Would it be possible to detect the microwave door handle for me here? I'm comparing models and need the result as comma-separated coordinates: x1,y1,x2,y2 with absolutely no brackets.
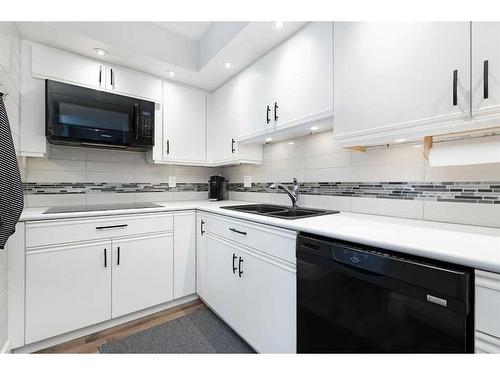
134,103,140,139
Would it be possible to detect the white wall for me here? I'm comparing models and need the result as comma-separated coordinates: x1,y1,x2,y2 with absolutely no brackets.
223,131,500,228
0,21,23,352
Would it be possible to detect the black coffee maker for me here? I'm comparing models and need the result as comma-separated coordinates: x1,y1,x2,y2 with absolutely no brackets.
209,176,228,201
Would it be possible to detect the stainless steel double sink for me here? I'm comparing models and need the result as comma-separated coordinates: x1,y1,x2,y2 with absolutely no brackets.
221,204,339,220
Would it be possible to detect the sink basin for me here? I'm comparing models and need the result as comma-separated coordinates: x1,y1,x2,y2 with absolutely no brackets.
221,204,339,220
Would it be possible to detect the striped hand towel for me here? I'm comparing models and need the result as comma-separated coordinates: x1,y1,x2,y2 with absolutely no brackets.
0,93,23,249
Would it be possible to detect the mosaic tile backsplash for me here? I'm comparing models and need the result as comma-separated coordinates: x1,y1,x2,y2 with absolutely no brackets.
230,181,500,204
24,181,500,204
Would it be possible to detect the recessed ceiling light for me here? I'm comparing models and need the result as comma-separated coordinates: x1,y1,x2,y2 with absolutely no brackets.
265,137,273,143
224,62,232,69
310,126,320,131
394,138,407,143
166,71,175,77
94,48,108,56
288,141,295,145
272,21,285,30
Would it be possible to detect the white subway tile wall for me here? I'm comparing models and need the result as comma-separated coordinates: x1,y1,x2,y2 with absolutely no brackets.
0,21,22,352
24,144,221,207
223,131,500,228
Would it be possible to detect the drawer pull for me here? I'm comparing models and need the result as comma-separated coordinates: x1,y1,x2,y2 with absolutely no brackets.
96,224,128,230
232,253,237,274
229,227,247,235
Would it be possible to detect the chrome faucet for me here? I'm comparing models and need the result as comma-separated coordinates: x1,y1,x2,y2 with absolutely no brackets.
269,178,300,208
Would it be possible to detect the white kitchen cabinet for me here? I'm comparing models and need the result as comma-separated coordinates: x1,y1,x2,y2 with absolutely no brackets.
31,43,104,90
207,78,262,165
237,52,275,139
333,22,471,147
105,65,162,103
472,22,500,123
475,269,500,353
196,213,208,299
25,240,112,344
173,211,196,299
111,233,174,318
205,234,241,330
235,245,296,353
201,213,297,353
163,82,207,163
274,22,333,130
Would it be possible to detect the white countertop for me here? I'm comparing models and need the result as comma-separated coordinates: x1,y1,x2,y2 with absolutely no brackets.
20,200,500,273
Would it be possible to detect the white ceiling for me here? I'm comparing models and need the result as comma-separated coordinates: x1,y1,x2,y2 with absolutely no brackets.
154,22,213,41
16,21,307,91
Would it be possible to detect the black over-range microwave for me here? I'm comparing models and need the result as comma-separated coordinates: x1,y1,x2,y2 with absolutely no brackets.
45,80,154,151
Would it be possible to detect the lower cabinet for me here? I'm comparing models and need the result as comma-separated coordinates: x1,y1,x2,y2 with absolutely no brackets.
112,233,174,318
200,213,297,353
196,213,208,300
25,240,113,344
475,269,500,353
173,211,196,299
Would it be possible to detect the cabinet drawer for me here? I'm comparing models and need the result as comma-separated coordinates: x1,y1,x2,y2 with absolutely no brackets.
476,331,500,353
476,270,500,339
204,213,296,263
26,213,173,248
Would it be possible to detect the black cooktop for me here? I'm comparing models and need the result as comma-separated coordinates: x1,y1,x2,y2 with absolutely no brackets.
43,202,163,214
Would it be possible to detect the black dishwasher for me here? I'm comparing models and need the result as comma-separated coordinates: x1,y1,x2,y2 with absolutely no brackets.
297,233,474,353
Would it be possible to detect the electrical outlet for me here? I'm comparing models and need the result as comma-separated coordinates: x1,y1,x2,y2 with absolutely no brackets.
244,175,252,188
168,176,176,188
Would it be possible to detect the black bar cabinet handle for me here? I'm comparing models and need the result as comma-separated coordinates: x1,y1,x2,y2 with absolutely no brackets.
266,105,271,124
200,220,205,235
453,69,458,106
231,138,236,153
274,101,278,121
232,253,237,274
99,66,102,85
110,68,114,87
484,60,489,99
96,224,128,230
134,103,140,139
229,227,247,235
104,248,107,268
238,257,244,277
166,139,170,155
117,246,121,266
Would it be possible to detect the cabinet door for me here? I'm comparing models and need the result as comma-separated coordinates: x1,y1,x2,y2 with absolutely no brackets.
112,233,174,318
237,52,275,139
105,65,162,103
173,211,196,299
25,240,112,344
274,22,333,128
31,44,104,90
472,22,500,116
196,214,208,299
334,22,470,145
207,79,239,164
204,234,240,329
236,249,296,353
163,82,207,162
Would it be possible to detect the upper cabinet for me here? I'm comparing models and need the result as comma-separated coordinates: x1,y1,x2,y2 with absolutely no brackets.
472,22,500,118
237,22,334,143
31,44,104,90
334,22,500,147
31,44,162,103
104,65,162,103
208,79,262,165
273,22,333,129
162,81,207,164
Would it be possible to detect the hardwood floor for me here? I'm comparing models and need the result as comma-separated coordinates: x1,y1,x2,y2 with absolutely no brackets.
37,299,205,354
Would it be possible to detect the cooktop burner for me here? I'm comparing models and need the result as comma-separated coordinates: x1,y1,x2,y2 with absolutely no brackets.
43,202,163,214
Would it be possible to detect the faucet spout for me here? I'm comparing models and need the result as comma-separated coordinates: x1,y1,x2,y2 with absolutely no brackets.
269,178,300,207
